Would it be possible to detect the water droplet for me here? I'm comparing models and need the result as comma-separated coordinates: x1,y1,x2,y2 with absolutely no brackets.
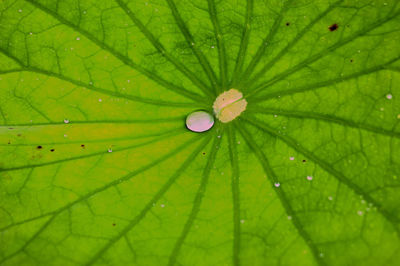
289,157,295,161
274,182,280,187
18,9,22,13
64,119,70,124
186,111,214,133
386,94,393,99
307,176,313,181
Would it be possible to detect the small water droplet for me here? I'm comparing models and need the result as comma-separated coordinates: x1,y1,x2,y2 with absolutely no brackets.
18,9,22,13
64,119,69,124
289,157,295,161
274,182,280,187
386,94,393,99
307,176,313,181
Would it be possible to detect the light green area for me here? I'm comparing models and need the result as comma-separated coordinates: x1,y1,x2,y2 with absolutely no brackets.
0,0,400,265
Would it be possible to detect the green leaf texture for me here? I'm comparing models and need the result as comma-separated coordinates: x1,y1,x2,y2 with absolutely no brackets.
1,0,400,265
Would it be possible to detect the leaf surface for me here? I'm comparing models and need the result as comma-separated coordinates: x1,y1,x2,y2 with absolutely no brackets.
1,0,400,265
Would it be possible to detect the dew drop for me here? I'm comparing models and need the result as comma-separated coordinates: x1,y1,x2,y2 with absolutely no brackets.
386,93,393,99
274,182,280,187
186,111,214,132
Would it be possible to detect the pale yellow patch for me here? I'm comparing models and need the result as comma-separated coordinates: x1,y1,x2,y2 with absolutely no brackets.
213,89,247,123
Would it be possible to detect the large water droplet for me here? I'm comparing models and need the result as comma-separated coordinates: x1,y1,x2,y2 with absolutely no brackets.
186,111,214,132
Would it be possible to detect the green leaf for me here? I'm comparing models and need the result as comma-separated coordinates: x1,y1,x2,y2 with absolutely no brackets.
1,0,400,265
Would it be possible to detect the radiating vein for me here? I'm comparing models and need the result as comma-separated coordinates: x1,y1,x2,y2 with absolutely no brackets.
248,55,400,101
242,116,400,238
230,0,253,87
114,0,213,98
207,0,228,91
227,124,241,266
0,129,182,173
239,0,294,82
246,8,400,97
0,134,203,264
166,0,219,94
84,134,213,266
168,134,222,266
249,106,400,139
245,0,343,89
235,122,325,266
0,128,181,147
6,68,203,107
23,0,205,102
0,116,182,127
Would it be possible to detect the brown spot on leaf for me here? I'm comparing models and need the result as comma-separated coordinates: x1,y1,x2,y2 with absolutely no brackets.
37,145,43,149
50,149,55,152
329,23,338,31
302,159,307,163
286,22,290,26
81,144,85,148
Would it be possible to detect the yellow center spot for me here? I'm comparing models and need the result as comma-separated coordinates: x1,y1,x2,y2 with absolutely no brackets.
213,89,247,123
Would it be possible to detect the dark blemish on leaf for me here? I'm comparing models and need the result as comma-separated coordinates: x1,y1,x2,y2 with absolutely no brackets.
112,223,116,226
8,141,11,144
202,152,206,155
50,149,55,152
8,128,13,130
329,23,338,31
286,22,290,26
37,145,43,149
81,144,85,148
350,59,354,63
17,134,22,137
302,159,307,163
